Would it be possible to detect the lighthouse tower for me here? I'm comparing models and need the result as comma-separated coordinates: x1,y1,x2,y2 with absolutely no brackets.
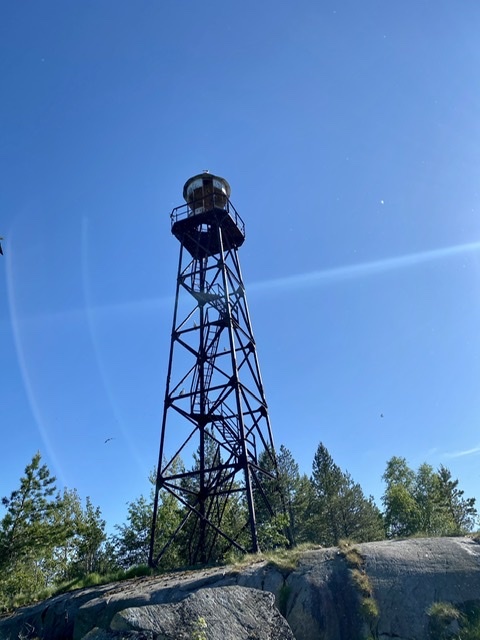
149,173,279,567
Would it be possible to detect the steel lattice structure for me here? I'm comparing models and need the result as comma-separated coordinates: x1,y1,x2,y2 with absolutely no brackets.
149,173,279,567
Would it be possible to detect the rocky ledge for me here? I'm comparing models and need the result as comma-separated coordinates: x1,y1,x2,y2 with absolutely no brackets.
1,536,479,640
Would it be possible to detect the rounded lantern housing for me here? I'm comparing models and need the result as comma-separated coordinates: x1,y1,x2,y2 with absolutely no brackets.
183,172,231,216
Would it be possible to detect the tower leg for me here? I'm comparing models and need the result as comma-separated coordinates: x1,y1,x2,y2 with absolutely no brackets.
150,193,280,568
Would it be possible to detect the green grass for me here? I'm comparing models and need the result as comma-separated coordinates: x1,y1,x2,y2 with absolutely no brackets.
191,615,208,640
223,544,320,617
0,565,157,613
427,601,462,639
225,543,320,574
338,540,380,633
350,568,372,597
359,596,379,623
263,543,320,573
338,539,365,568
1,547,313,614
278,584,292,617
427,601,480,640
59,565,155,591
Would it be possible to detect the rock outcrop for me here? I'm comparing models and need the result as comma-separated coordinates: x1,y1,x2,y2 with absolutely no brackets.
359,537,480,639
1,536,479,640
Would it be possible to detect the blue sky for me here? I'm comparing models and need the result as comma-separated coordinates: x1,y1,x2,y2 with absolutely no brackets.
1,1,479,532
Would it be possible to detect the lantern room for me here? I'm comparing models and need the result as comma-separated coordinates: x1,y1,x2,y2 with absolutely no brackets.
183,172,231,216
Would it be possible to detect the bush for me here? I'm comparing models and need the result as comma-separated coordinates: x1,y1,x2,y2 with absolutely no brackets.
427,601,480,640
427,601,463,639
191,615,207,640
338,541,380,634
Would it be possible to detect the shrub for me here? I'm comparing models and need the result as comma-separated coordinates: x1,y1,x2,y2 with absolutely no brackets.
338,541,380,635
427,601,462,639
191,615,207,640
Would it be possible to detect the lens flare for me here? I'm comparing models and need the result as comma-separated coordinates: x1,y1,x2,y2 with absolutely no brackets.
5,227,66,484
250,240,480,294
80,216,150,475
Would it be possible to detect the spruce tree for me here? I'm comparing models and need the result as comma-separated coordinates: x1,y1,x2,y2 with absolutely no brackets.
437,465,477,533
0,453,67,605
310,443,384,546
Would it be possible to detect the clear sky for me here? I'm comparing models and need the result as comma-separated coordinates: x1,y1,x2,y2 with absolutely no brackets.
1,1,479,532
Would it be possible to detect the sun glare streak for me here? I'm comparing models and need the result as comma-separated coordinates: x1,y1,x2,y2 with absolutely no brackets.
249,240,480,295
80,217,150,475
10,239,480,329
5,228,66,484
444,445,480,459
16,293,174,328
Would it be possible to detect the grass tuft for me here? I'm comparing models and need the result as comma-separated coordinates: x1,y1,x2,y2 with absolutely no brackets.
350,568,372,597
338,541,380,631
226,543,320,574
360,596,379,622
338,540,364,569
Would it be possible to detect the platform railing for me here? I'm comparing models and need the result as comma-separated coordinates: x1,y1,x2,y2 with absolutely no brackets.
170,195,245,237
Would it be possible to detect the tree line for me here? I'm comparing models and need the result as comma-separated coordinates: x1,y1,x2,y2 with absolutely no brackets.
0,444,477,611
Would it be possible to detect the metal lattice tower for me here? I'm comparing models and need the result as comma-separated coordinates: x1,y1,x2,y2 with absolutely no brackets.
149,172,279,567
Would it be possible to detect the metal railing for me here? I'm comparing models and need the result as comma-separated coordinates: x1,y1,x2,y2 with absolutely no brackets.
170,195,245,237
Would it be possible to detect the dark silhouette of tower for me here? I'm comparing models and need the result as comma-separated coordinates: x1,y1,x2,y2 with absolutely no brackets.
149,172,279,567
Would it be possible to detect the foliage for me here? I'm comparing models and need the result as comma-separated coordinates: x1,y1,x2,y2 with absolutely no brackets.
0,454,108,611
256,513,289,550
338,539,364,568
437,465,478,534
191,615,207,640
460,602,480,640
278,583,292,617
1,453,58,565
44,488,83,582
338,540,379,635
111,458,186,572
70,497,107,577
427,601,463,639
359,596,379,625
112,488,184,572
382,457,478,538
26,564,154,607
112,494,153,569
223,542,319,578
263,542,317,573
175,434,249,565
256,445,314,549
254,447,286,548
308,443,385,547
1,442,478,613
152,487,186,569
0,453,67,608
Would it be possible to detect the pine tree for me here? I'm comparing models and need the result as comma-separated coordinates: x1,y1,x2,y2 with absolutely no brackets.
0,453,68,606
276,445,314,547
309,443,384,546
256,445,312,548
437,465,477,534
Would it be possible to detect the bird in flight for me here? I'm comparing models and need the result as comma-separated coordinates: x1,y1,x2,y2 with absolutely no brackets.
0,237,3,255
104,437,115,444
